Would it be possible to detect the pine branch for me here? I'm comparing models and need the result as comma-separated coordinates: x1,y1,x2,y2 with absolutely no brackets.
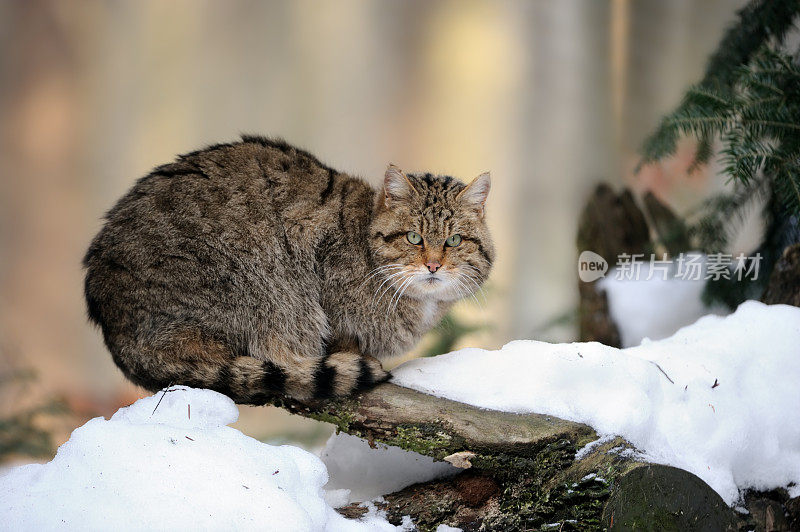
636,0,800,308
696,0,798,89
639,0,800,164
688,182,766,253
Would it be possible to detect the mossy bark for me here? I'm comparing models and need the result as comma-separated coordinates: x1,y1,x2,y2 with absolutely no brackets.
602,464,738,531
271,384,745,531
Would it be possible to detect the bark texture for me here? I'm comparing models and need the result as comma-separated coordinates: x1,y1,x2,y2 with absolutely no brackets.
272,384,745,531
761,243,800,307
576,184,651,346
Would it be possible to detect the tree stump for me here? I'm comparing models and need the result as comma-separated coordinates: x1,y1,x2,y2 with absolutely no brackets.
576,184,652,347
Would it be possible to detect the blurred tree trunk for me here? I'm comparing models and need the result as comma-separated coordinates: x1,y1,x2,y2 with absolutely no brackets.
575,184,651,346
761,244,800,307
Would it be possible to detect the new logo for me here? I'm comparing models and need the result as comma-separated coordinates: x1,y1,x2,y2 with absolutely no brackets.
578,250,608,282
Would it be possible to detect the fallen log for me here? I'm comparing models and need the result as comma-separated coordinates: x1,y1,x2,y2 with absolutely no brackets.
271,383,742,531
267,188,800,530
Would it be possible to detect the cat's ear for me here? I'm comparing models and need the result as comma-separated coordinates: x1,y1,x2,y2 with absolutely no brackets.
383,164,417,207
457,172,491,217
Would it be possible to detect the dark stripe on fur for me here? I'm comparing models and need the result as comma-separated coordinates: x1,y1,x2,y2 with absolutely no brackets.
338,183,350,232
356,357,373,391
248,361,287,405
376,231,407,244
153,162,205,179
84,281,103,326
281,226,293,257
233,340,251,359
314,235,336,272
319,168,336,204
465,258,482,272
313,356,337,399
462,236,493,265
240,134,335,172
263,361,287,395
213,366,233,394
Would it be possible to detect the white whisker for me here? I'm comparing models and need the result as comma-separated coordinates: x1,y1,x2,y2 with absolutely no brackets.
387,276,415,316
374,271,409,307
459,267,488,303
372,269,406,298
452,275,481,307
459,271,484,298
359,264,404,289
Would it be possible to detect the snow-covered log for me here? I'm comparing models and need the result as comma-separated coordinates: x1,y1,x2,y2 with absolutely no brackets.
269,300,800,531
271,384,738,530
5,301,799,530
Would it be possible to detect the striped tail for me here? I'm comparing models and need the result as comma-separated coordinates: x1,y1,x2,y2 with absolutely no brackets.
208,351,389,405
105,332,389,405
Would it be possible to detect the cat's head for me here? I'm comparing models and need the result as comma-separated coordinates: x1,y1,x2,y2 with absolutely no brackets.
369,165,494,302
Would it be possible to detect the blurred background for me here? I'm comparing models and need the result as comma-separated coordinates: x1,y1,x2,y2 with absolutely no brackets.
0,0,745,458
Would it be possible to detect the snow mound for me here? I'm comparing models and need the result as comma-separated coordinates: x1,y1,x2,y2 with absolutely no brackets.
321,432,458,504
0,387,398,531
599,258,728,347
392,301,800,505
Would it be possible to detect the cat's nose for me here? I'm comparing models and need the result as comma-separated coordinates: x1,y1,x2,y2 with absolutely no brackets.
426,261,441,273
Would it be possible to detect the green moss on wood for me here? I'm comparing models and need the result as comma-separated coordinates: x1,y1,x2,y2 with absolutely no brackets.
381,424,461,459
307,408,356,433
480,438,614,531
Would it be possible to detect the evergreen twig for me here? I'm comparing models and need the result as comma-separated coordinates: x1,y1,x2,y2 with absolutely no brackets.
636,0,800,307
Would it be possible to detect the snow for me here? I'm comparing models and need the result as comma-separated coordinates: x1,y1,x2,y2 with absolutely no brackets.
574,434,615,460
321,432,458,504
392,301,800,505
0,388,401,531
347,498,414,531
599,258,728,347
3,301,796,525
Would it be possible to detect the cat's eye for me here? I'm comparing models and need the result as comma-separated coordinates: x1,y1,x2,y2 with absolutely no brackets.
445,234,462,247
406,231,423,245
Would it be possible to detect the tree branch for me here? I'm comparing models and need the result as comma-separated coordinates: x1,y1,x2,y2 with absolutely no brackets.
273,382,596,463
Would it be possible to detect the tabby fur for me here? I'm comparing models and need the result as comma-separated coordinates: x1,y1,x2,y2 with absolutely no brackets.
83,136,493,404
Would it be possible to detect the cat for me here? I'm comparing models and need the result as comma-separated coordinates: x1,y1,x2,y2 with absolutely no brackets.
83,135,494,404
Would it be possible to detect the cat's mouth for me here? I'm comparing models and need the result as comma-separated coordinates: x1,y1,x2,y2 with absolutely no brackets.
412,269,453,298
392,266,462,301
408,267,480,302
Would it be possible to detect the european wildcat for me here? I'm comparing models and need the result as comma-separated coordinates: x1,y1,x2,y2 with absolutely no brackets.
83,135,493,404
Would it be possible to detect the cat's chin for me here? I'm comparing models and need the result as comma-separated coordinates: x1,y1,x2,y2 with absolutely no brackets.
404,275,468,303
